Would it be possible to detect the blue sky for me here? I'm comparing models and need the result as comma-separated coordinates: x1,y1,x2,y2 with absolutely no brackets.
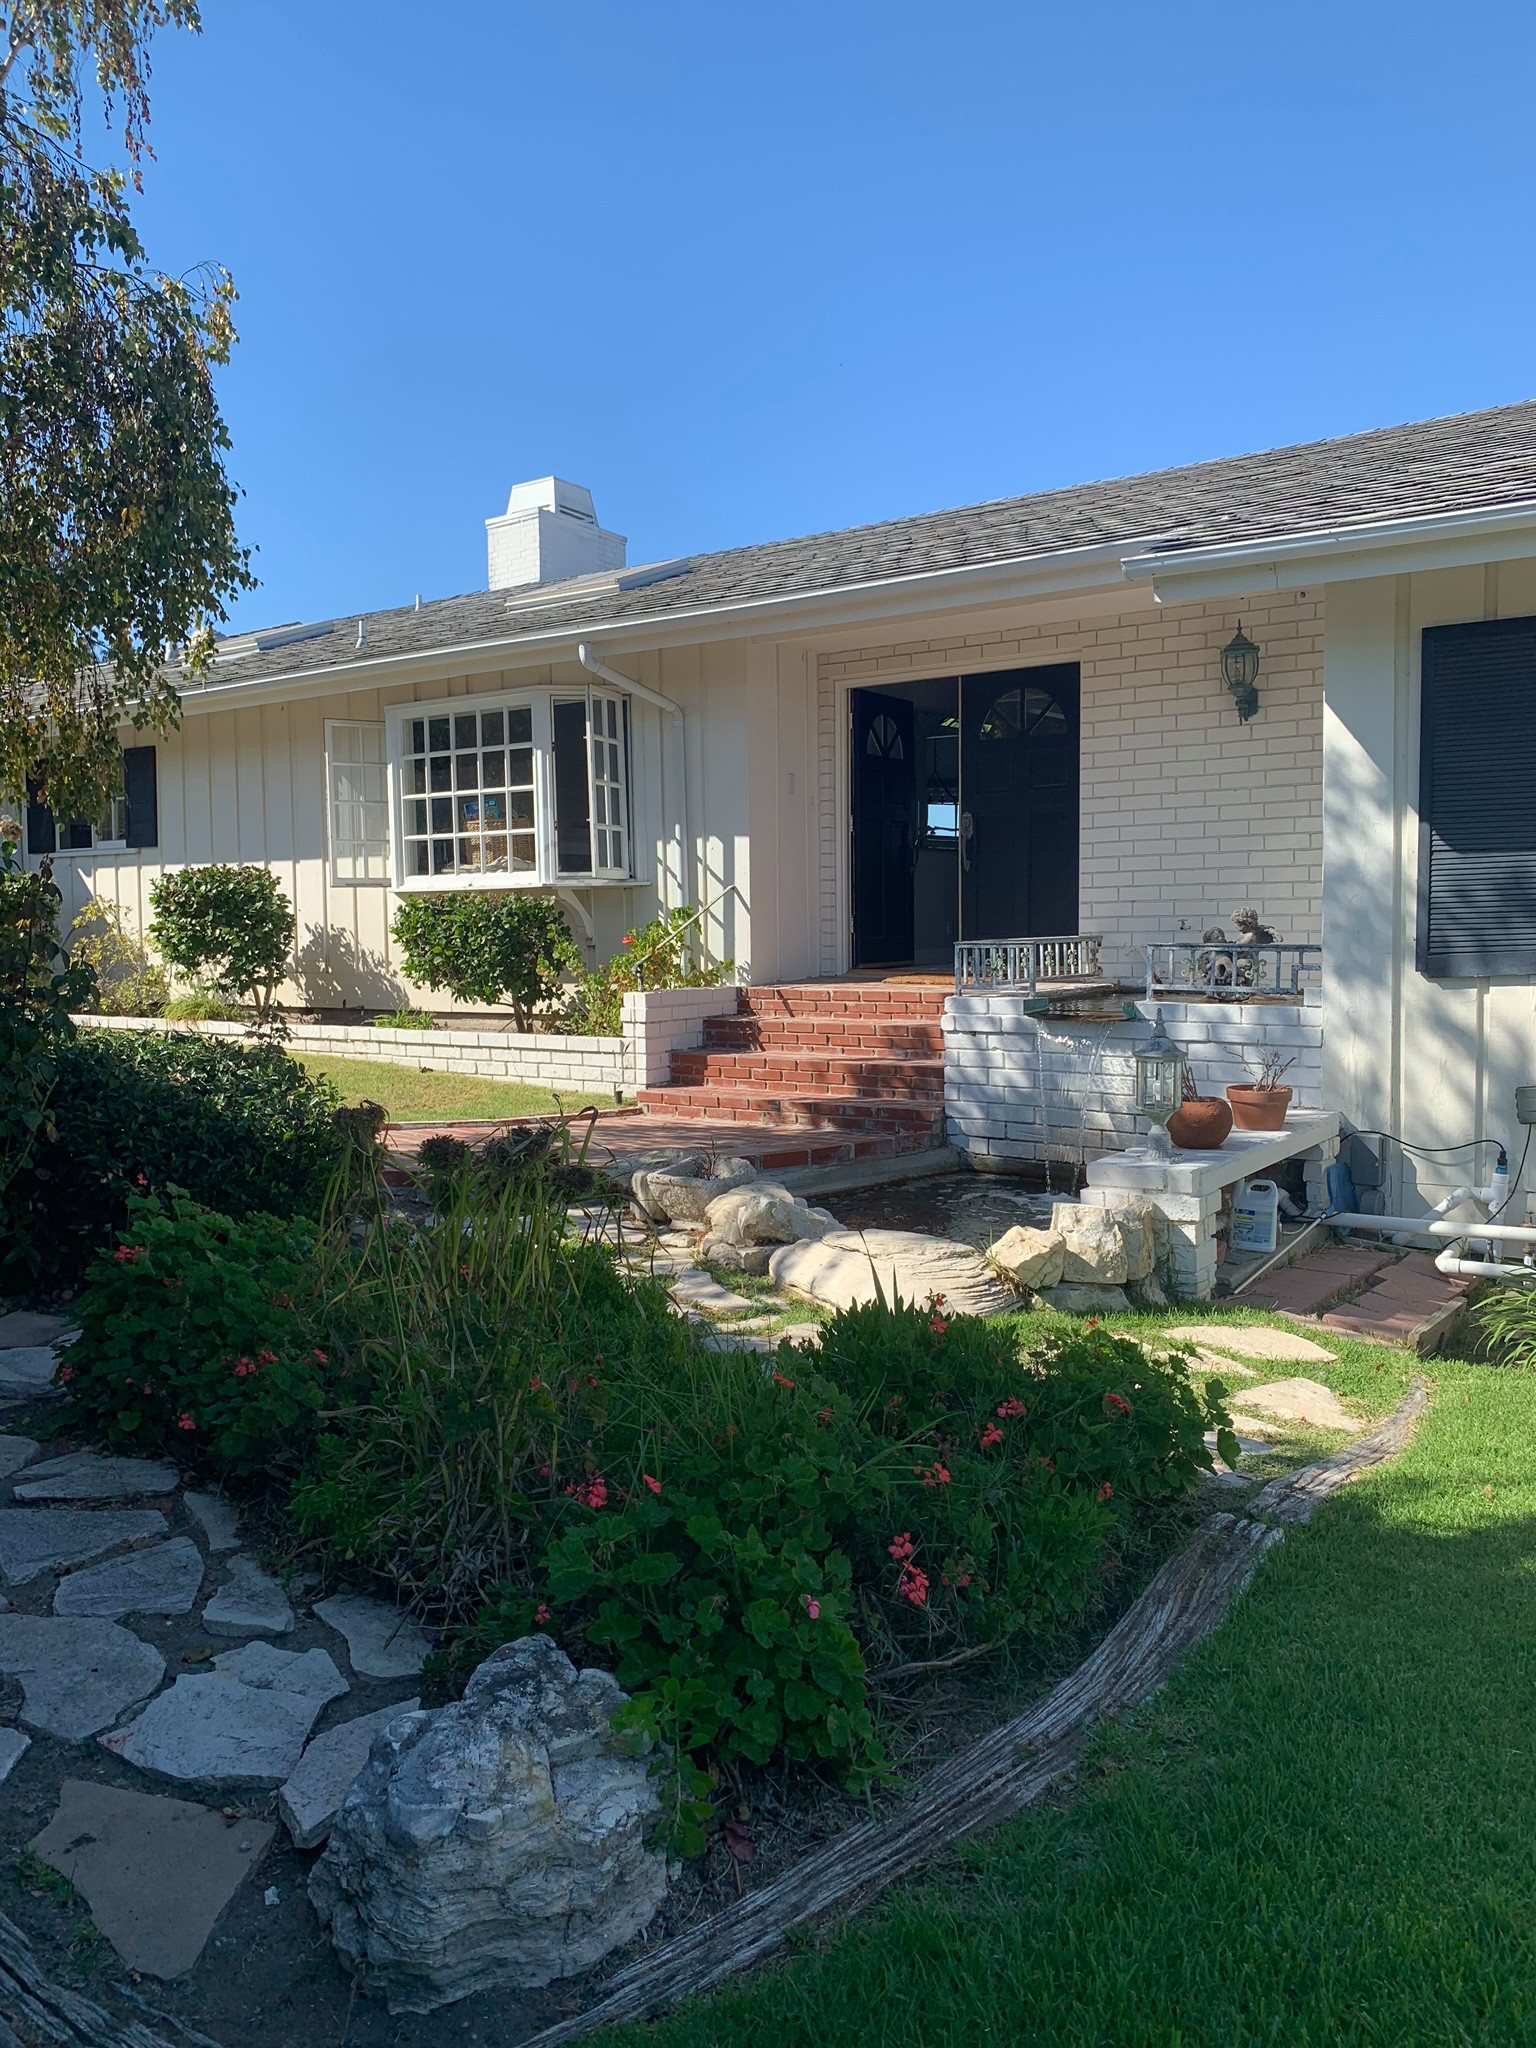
122,0,1536,632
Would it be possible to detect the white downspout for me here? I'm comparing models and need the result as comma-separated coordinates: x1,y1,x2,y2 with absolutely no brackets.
577,643,690,914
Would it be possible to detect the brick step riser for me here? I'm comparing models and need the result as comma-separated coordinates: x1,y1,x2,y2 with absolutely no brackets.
670,1055,945,1096
637,1087,945,1135
736,988,951,1023
635,1098,942,1149
704,1023,945,1054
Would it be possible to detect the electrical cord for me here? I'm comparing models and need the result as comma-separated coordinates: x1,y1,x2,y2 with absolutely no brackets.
1489,1124,1535,1221
1348,1130,1507,1162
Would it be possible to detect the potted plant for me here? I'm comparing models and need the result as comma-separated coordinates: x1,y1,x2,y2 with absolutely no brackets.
1226,1049,1295,1131
1167,1063,1234,1150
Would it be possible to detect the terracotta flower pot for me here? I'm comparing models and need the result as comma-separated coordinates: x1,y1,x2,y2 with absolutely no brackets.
1167,1096,1234,1150
1225,1083,1292,1132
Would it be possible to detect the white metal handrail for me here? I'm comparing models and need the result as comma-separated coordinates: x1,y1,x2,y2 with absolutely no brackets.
1146,940,1320,1002
954,935,1103,996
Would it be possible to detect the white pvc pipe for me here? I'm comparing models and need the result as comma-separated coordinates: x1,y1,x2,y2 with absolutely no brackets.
1325,1212,1536,1244
1435,1251,1536,1281
578,642,691,915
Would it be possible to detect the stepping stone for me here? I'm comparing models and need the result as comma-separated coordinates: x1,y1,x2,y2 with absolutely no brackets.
1165,1325,1338,1365
0,1726,29,1781
781,1323,823,1347
184,1490,241,1552
53,1538,205,1618
0,1435,39,1481
15,1452,180,1501
313,1593,429,1678
277,1698,420,1847
770,1229,1015,1318
1229,1377,1355,1432
203,1555,294,1636
30,1779,275,1980
701,1331,778,1353
0,1311,69,1348
0,1614,165,1738
0,1508,168,1585
101,1642,348,1785
0,1347,61,1398
668,1269,755,1313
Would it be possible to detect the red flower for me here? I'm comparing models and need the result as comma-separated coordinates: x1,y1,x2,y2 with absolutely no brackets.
817,1406,833,1423
621,935,633,947
256,1349,277,1365
113,1244,147,1265
996,1397,1027,1419
565,1475,608,1510
311,1350,328,1365
773,1371,796,1390
916,1461,951,1488
898,1564,929,1606
887,1531,915,1561
1104,1390,1132,1416
978,1422,1003,1448
1085,1316,1101,1328
643,1473,662,1495
529,1375,541,1392
804,1597,821,1620
538,1460,552,1478
1096,1481,1114,1501
1038,1455,1056,1474
534,1603,552,1625
928,1315,948,1338
57,1363,73,1384
175,1412,196,1431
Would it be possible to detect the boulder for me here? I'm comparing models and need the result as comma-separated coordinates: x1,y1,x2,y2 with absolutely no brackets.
310,1635,667,2013
769,1229,1015,1318
1106,1197,1166,1283
703,1183,838,1249
989,1226,1065,1293
1050,1200,1166,1286
632,1163,755,1227
1036,1282,1132,1316
697,1237,774,1276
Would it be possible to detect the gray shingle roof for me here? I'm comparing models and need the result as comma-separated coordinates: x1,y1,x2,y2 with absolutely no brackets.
203,399,1536,692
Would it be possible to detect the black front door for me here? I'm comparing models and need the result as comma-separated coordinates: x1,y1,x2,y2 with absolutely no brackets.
851,691,916,965
959,664,1080,939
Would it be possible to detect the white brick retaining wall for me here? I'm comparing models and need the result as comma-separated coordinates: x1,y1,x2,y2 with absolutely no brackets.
944,993,1325,1173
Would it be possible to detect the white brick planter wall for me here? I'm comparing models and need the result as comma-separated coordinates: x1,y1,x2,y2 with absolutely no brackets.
944,992,1325,1173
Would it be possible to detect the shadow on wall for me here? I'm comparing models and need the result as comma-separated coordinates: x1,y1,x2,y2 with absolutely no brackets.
294,924,408,1012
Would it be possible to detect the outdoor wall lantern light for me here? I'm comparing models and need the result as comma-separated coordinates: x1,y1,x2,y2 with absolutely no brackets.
1133,1007,1185,1157
1220,623,1261,722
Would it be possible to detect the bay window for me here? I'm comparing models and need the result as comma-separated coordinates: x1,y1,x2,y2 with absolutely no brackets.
391,687,633,888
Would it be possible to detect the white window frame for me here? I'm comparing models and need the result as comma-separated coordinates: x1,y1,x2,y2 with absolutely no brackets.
386,686,636,892
49,778,126,858
325,719,391,885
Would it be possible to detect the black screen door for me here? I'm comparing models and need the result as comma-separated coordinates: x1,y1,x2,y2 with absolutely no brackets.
959,664,1079,939
851,692,917,965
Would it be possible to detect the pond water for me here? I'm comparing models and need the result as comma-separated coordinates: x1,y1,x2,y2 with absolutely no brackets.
829,1170,1059,1249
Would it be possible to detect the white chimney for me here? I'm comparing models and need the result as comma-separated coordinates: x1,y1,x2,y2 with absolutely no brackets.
486,478,627,591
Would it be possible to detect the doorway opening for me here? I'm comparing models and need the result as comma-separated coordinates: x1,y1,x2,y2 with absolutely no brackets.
850,665,1080,969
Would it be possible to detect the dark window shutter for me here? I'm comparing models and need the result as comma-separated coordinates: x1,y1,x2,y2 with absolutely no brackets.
1419,616,1536,977
123,745,158,848
24,779,55,857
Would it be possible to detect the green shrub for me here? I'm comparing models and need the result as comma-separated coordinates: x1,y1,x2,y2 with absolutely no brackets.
149,864,294,1024
373,1005,435,1029
64,1194,326,1473
1,1029,342,1289
1474,1282,1536,1369
69,903,170,1017
390,892,580,1029
162,987,245,1022
562,907,733,1037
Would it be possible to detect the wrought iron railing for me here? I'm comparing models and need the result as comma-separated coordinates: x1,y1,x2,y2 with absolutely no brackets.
954,936,1104,996
1145,940,1320,1002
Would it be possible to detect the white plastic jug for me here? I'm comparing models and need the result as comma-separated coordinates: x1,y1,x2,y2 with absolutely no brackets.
1230,1178,1280,1255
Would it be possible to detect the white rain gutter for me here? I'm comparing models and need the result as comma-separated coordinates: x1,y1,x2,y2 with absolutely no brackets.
1121,500,1536,603
577,643,690,914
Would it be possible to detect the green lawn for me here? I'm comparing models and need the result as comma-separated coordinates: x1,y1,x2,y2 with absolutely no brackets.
610,1324,1536,2048
295,1053,619,1124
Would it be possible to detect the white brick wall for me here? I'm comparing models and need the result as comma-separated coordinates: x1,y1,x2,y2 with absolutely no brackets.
943,994,1324,1171
818,590,1323,981
620,985,740,1087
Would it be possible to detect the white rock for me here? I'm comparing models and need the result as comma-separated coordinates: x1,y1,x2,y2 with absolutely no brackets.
667,1269,754,1314
1164,1325,1338,1365
768,1229,1015,1318
633,1164,755,1227
183,1492,242,1552
0,1614,165,1738
1050,1203,1132,1286
1229,1377,1355,1432
1037,1282,1132,1315
989,1225,1066,1292
278,1699,421,1847
0,1726,29,1781
310,1636,667,2012
0,1508,168,1585
703,1183,837,1249
696,1236,773,1276
203,1554,295,1636
0,1347,61,1398
314,1594,429,1679
53,1537,205,1618
0,1436,39,1481
101,1641,348,1784
15,1452,180,1501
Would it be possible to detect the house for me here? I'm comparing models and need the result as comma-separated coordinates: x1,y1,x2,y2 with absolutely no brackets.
33,407,1536,1234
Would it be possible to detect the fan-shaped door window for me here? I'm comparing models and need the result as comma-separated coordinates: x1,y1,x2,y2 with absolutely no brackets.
978,686,1068,743
865,713,906,759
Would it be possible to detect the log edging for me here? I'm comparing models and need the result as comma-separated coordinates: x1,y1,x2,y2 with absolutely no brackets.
522,1375,1430,2046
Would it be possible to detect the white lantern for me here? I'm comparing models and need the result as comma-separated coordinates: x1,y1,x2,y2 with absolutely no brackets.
1133,1008,1184,1157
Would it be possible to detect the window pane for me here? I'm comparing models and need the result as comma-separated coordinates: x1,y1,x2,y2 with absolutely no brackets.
428,716,450,752
409,841,428,875
432,839,453,872
409,718,425,752
429,755,451,792
511,833,535,871
407,758,426,795
482,750,504,788
509,707,532,744
409,799,427,835
454,713,477,748
508,790,534,830
508,747,533,787
458,795,480,830
431,797,452,832
552,698,592,873
481,709,504,745
455,753,479,789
